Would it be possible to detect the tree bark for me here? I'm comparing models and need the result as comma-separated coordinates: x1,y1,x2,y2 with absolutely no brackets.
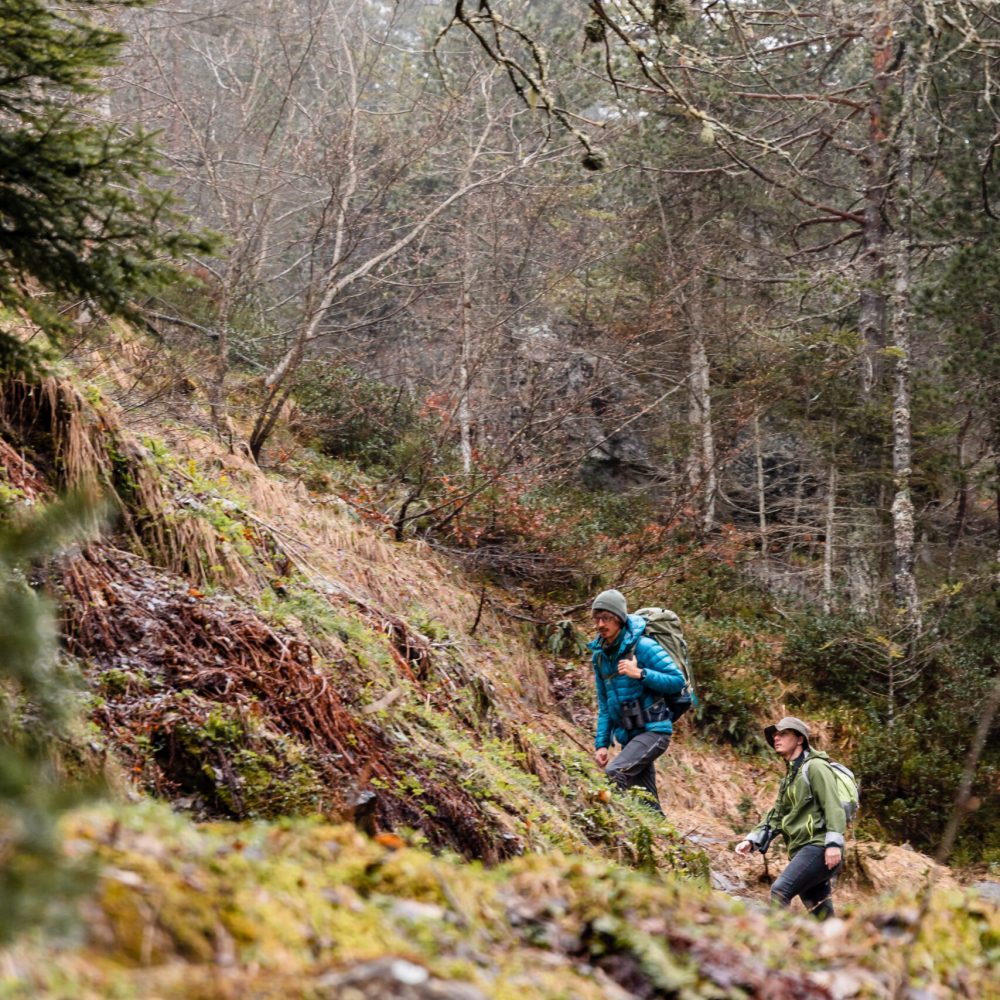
888,28,921,635
687,285,716,534
458,144,476,475
823,462,838,615
844,4,896,614
754,413,768,574
947,413,973,581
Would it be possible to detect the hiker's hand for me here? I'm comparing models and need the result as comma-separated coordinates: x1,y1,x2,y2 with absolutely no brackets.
825,846,842,869
618,654,641,679
594,747,609,767
734,840,753,857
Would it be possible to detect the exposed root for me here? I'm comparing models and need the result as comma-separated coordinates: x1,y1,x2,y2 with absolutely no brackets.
0,437,50,502
0,375,111,498
57,544,518,861
60,544,386,802
0,372,539,862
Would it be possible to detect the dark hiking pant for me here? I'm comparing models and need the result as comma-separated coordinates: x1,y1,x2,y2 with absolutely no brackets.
605,731,671,816
770,844,843,920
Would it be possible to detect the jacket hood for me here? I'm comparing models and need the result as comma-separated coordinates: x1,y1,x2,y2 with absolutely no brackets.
588,613,647,651
786,748,831,769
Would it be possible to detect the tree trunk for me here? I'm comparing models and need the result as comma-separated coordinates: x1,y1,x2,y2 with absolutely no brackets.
823,462,838,615
947,413,973,581
754,413,768,574
458,322,473,474
844,5,896,614
995,442,1000,584
687,287,716,534
888,33,921,635
458,163,475,474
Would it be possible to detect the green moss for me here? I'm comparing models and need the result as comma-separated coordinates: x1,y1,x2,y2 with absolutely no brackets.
258,582,392,673
407,606,450,642
161,709,326,819
97,669,131,697
11,803,1000,998
0,482,26,510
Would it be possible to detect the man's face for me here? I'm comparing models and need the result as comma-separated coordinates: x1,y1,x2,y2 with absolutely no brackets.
773,729,804,758
593,611,623,644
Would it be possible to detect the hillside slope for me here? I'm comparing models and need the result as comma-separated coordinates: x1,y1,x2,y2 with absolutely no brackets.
0,348,995,997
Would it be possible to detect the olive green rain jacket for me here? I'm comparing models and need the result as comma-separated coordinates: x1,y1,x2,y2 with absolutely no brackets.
746,749,847,857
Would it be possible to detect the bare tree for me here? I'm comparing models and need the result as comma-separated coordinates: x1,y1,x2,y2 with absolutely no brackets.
443,0,1000,621
116,0,568,457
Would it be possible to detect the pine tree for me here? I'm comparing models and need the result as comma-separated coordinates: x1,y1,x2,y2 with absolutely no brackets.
0,496,97,943
0,0,209,370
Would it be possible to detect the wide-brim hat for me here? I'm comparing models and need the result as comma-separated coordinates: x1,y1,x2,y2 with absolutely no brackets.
764,716,811,748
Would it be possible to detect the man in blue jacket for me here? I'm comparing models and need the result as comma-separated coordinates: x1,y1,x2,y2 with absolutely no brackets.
589,589,686,815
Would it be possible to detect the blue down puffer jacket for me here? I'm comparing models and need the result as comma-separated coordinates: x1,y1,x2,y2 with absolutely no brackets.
589,613,686,749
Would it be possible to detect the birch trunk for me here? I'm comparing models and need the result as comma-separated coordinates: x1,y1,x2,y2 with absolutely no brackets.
687,287,716,533
754,414,768,574
456,108,480,476
823,463,837,615
458,204,474,474
888,29,921,635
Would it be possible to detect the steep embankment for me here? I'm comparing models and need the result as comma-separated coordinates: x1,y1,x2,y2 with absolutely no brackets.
1,367,696,870
0,354,994,997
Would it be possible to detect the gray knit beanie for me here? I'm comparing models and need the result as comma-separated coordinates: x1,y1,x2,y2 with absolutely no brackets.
591,589,628,623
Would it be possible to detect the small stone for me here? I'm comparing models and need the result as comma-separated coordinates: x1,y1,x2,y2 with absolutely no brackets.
820,917,847,939
317,957,488,998
102,867,144,888
390,960,429,985
709,870,743,894
389,899,446,923
810,968,863,998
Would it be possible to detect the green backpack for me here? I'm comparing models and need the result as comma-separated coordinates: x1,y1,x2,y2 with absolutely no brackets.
802,757,860,823
632,607,697,720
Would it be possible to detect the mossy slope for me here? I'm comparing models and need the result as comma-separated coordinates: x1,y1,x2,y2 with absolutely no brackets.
4,803,997,999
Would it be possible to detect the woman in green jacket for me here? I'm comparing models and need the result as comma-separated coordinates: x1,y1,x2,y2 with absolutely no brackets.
734,716,846,920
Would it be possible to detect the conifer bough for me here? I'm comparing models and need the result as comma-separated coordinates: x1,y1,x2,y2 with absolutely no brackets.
0,0,210,370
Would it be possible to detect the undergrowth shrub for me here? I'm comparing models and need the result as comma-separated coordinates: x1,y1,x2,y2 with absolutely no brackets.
851,710,967,846
0,497,97,943
292,362,424,465
518,484,655,560
687,618,781,749
779,611,876,710
778,591,1000,860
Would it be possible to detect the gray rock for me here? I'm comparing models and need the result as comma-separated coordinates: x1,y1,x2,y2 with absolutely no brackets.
388,899,447,923
970,880,1000,906
317,958,488,999
709,870,745,895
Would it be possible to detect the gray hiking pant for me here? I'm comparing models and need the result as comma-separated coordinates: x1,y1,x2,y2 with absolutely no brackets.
605,731,671,816
770,844,843,920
